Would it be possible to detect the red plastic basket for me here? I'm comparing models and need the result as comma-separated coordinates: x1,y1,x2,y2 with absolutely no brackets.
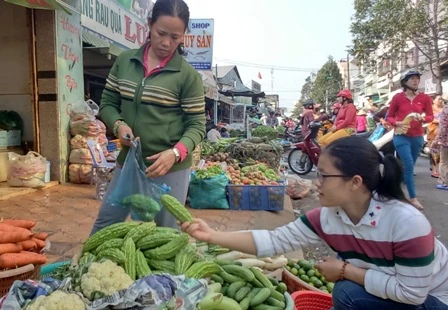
291,291,333,310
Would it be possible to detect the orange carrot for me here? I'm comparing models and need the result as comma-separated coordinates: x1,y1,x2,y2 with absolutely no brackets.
18,240,37,251
0,223,31,234
1,219,36,229
32,232,48,241
0,243,22,255
31,238,45,249
0,252,47,269
0,230,32,244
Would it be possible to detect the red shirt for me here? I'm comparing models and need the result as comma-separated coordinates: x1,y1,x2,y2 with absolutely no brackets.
335,103,357,130
386,92,434,137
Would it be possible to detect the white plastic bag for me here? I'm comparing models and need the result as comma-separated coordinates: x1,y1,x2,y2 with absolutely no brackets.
285,175,313,199
7,152,47,188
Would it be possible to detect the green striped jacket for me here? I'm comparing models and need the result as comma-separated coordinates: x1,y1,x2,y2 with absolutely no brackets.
99,42,206,172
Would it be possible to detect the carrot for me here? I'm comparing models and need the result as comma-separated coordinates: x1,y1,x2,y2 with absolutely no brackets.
32,232,48,241
0,230,32,244
1,219,36,229
18,240,37,251
0,243,22,255
0,252,47,269
31,238,45,249
0,223,31,234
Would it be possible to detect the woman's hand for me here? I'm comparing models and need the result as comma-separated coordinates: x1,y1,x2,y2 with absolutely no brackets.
146,149,176,178
394,121,410,135
117,124,135,147
331,126,337,133
315,257,345,283
180,218,215,243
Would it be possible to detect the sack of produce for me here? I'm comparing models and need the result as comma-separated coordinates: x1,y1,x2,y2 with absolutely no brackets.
69,113,101,137
7,151,46,188
285,175,313,199
106,140,170,221
189,165,229,209
69,164,92,184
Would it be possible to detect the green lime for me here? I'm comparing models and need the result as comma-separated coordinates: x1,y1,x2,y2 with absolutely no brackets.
291,268,298,275
319,286,327,291
314,269,321,277
302,263,312,271
298,269,306,276
298,259,309,268
326,282,334,292
308,282,315,287
285,265,291,271
293,263,301,270
321,289,330,294
309,276,319,283
287,259,295,266
320,275,326,283
313,279,323,288
307,269,316,278
300,275,310,282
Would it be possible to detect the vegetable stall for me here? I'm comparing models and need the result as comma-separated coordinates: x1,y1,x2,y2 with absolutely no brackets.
0,196,334,309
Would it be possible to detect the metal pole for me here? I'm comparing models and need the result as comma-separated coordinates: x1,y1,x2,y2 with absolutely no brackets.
346,53,350,91
325,89,329,113
214,64,218,125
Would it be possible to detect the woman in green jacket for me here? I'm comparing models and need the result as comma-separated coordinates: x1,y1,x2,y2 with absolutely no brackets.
91,0,205,233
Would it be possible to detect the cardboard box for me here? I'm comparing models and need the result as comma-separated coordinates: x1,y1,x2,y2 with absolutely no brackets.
0,130,21,148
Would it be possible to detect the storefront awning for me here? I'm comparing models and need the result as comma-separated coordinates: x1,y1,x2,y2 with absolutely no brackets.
5,0,70,13
82,31,126,57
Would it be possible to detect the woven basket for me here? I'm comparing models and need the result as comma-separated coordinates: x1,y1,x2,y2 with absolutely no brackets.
282,268,330,295
0,264,41,297
291,291,333,310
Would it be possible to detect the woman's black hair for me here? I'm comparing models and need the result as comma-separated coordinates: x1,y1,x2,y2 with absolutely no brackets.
149,0,189,55
323,136,407,202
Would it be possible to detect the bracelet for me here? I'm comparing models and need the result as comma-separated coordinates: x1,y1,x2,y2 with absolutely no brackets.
113,120,127,137
339,261,349,281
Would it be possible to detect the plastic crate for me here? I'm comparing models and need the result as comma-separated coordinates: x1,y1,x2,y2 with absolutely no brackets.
291,291,333,310
227,183,285,211
40,261,71,279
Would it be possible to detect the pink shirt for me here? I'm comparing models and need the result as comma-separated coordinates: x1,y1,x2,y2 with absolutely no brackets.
356,115,367,132
143,44,188,162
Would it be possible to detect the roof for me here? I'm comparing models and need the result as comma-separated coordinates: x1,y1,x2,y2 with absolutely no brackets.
216,65,242,81
198,70,216,87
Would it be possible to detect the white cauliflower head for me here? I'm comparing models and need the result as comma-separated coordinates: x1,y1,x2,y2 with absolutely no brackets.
26,291,85,310
81,260,133,300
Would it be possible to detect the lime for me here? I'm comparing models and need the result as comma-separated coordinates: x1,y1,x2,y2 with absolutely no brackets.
307,269,316,278
287,259,295,267
321,289,330,294
309,276,319,283
320,275,326,283
313,279,323,288
308,282,315,287
319,286,327,291
302,263,312,271
298,259,309,268
298,269,306,276
293,263,301,270
326,282,334,292
300,275,310,282
314,269,321,277
285,265,291,271
291,268,298,275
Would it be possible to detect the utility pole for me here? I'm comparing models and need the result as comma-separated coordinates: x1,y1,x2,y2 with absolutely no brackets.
214,64,218,125
271,68,274,90
346,53,350,91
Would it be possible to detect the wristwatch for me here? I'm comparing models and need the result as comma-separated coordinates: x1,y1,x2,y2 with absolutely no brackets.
172,147,181,162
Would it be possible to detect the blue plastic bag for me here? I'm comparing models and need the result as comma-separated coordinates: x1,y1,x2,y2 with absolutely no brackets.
189,172,229,209
368,124,386,143
107,140,170,221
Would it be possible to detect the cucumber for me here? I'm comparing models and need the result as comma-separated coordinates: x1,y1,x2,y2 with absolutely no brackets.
266,296,286,308
268,277,279,286
216,259,243,266
227,281,246,299
219,271,244,283
250,288,271,307
223,265,255,282
220,285,229,296
211,274,224,284
251,305,283,310
239,288,260,310
250,268,274,289
269,288,285,302
234,286,251,302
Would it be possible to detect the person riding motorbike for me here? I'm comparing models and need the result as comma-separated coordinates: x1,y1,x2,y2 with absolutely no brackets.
386,69,433,210
331,102,342,122
318,90,357,146
301,99,315,136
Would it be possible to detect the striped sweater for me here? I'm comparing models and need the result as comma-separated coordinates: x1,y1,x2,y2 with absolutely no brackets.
99,42,206,171
252,198,448,305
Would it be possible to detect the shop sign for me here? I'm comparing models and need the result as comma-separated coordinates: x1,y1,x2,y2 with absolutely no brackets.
251,80,261,92
5,0,69,13
81,0,150,49
425,78,437,94
184,19,214,70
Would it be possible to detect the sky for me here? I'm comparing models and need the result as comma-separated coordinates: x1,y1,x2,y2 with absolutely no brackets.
184,0,355,113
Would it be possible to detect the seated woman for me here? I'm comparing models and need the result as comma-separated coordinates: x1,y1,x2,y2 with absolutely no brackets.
318,90,357,146
182,136,448,310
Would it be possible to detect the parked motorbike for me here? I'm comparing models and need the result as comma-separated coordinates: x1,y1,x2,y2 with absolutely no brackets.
283,126,304,144
287,122,321,175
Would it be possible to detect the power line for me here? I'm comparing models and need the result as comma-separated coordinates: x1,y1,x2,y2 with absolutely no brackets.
216,58,318,72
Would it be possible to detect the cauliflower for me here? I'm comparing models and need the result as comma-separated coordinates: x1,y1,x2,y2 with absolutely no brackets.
81,259,133,300
26,291,85,310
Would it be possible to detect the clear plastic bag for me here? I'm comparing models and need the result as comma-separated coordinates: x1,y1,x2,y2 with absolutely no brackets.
7,151,47,188
106,140,170,221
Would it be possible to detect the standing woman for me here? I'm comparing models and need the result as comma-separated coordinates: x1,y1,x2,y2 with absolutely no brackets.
427,94,445,178
91,0,206,234
387,70,433,210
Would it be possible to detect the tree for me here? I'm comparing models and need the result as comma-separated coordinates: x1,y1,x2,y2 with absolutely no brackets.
310,57,343,111
291,76,314,118
351,0,448,93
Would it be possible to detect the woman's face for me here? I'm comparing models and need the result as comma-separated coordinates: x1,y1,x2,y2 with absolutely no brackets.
406,75,420,89
434,95,444,106
315,153,354,207
149,15,185,59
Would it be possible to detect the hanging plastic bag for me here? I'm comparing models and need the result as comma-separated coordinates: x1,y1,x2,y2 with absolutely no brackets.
7,152,46,188
106,140,170,221
188,171,229,209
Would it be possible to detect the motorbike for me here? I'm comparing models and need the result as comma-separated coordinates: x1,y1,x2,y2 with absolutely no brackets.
283,126,304,144
287,122,321,175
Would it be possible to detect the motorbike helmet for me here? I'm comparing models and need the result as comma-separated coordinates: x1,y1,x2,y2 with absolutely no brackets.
332,103,342,109
303,99,314,108
400,69,421,91
337,89,353,100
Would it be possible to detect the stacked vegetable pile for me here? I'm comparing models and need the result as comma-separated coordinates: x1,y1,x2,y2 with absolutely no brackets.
226,138,283,170
0,219,47,269
227,163,281,186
